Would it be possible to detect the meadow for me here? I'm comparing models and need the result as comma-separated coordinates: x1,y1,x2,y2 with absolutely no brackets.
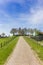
24,36,43,61
0,36,19,65
0,36,16,48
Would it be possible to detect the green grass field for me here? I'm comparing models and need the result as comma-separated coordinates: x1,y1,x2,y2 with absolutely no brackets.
0,36,19,65
0,36,14,44
0,37,10,45
24,36,43,61
0,36,16,48
38,41,43,46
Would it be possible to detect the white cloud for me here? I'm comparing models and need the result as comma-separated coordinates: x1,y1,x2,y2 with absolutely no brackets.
16,7,43,29
29,8,43,24
0,8,43,34
0,0,43,34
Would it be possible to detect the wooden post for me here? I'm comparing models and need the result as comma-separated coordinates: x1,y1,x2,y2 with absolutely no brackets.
1,43,2,48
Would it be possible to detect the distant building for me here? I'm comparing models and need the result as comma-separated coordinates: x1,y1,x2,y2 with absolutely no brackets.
33,32,36,36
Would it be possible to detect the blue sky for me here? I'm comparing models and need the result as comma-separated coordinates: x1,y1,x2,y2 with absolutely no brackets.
0,0,43,35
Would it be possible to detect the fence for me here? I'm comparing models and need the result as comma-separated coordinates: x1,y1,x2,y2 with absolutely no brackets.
0,36,17,48
31,36,43,41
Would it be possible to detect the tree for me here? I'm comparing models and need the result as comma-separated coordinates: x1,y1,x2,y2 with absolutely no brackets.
0,35,1,38
1,33,5,37
10,28,17,36
21,29,25,35
18,28,22,35
23,28,28,35
18,28,25,35
27,28,33,35
33,28,40,36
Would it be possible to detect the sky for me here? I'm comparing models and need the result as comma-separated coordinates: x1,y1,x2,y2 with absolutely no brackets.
0,0,43,35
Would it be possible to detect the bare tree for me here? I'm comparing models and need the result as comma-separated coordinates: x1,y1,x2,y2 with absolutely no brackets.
18,28,22,35
10,28,17,36
1,33,5,37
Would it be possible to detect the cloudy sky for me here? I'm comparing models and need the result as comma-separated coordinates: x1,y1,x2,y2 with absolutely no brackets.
0,0,43,35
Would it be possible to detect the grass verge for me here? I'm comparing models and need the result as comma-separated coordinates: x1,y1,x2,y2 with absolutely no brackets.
24,36,43,61
0,36,19,65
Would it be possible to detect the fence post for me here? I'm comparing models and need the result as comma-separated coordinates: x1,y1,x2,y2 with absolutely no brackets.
1,43,2,48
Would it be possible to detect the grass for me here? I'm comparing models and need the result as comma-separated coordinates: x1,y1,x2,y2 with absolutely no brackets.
24,36,43,61
0,36,19,65
38,41,43,46
0,36,14,44
0,38,9,46
0,36,16,48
